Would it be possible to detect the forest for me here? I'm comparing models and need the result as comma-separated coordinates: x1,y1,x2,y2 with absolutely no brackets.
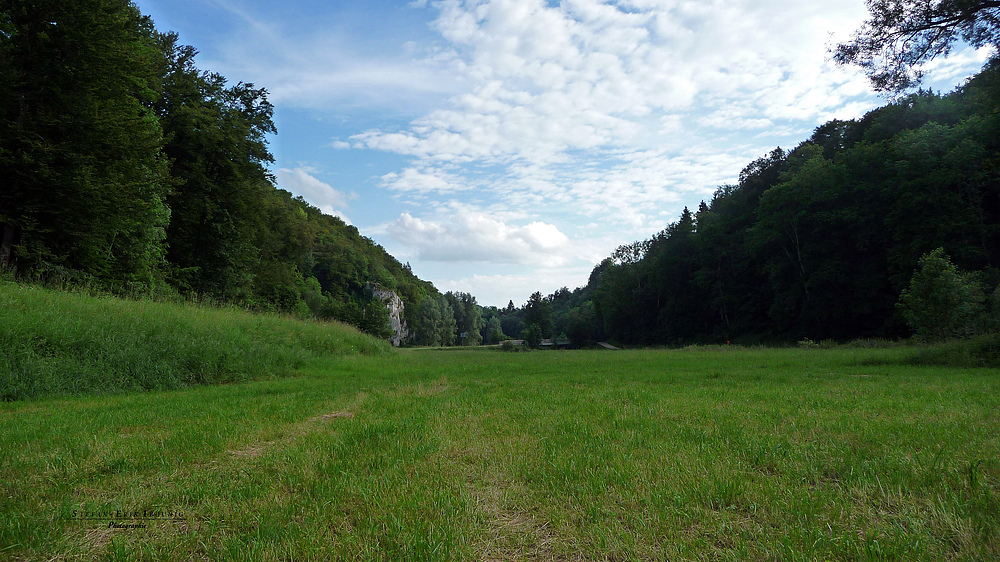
497,61,1000,346
0,0,472,341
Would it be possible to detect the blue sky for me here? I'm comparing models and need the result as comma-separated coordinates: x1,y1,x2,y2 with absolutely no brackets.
132,0,992,307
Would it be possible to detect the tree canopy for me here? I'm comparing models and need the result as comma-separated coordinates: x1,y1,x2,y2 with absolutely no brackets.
834,0,1000,93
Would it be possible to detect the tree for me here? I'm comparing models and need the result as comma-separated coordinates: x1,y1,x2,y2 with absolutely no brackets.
415,297,443,346
485,316,505,344
566,301,600,343
834,0,1000,94
522,323,543,348
523,291,554,338
897,248,986,340
0,0,170,286
154,33,276,300
437,295,458,346
445,291,483,345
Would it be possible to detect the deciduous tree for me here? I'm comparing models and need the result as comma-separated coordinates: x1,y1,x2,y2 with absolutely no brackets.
0,0,170,286
898,248,986,340
834,0,1000,93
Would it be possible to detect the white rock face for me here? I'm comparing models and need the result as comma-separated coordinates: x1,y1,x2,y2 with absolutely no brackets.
369,284,410,346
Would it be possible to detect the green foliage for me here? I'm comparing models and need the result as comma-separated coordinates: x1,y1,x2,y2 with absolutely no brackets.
565,301,599,343
522,323,543,348
446,291,483,346
0,0,171,287
320,295,393,340
0,3,442,342
414,296,444,346
523,291,554,338
990,286,1000,332
155,33,276,301
582,69,1000,346
485,316,505,344
898,248,987,341
903,332,1000,367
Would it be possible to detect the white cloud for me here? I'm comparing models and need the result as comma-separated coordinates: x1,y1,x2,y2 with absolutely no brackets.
347,0,901,241
919,45,995,85
354,0,876,170
190,1,464,111
385,208,571,267
275,167,354,216
434,268,595,308
380,167,475,193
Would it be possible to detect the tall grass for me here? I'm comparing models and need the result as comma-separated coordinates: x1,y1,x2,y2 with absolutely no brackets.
0,282,389,401
902,333,1000,367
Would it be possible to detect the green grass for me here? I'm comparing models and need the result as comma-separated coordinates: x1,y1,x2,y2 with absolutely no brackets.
0,281,389,400
2,342,998,560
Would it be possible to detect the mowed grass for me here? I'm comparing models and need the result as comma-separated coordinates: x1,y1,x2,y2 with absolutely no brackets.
2,345,998,560
0,282,389,400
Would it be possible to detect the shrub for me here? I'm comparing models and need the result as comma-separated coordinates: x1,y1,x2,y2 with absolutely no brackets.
904,333,1000,368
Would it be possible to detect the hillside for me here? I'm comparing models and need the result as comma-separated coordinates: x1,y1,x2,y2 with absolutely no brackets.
518,59,1000,346
0,1,439,340
0,281,389,401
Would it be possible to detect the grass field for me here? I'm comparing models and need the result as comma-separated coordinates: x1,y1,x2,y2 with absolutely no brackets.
2,342,998,560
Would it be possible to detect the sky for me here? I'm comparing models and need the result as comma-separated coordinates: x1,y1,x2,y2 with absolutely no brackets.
132,0,992,308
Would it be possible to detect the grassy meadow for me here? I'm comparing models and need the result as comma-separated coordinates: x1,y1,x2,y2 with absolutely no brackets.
3,317,999,560
1,284,998,560
0,282,389,401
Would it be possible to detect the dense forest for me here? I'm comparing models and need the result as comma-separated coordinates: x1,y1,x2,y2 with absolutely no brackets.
501,60,1000,346
0,0,473,341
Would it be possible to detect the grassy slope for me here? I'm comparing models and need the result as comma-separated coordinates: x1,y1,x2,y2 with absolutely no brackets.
2,346,998,560
0,282,389,400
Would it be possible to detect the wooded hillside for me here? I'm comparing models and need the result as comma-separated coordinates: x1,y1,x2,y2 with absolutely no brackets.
0,0,439,337
533,61,1000,345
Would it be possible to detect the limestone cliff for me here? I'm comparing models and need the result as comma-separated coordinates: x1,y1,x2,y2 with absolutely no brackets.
368,284,410,346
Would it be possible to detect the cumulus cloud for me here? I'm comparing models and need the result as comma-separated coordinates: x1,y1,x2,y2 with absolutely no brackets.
434,269,595,308
348,0,930,239
386,209,571,266
354,0,876,168
275,167,355,218
380,167,475,193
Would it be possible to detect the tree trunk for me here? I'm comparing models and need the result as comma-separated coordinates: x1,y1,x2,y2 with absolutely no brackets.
0,223,18,268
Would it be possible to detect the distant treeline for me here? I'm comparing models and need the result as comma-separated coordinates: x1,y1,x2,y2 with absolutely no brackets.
0,0,445,338
514,60,1000,345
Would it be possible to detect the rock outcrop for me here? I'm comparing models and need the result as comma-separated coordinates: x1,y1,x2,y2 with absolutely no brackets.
368,284,410,346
